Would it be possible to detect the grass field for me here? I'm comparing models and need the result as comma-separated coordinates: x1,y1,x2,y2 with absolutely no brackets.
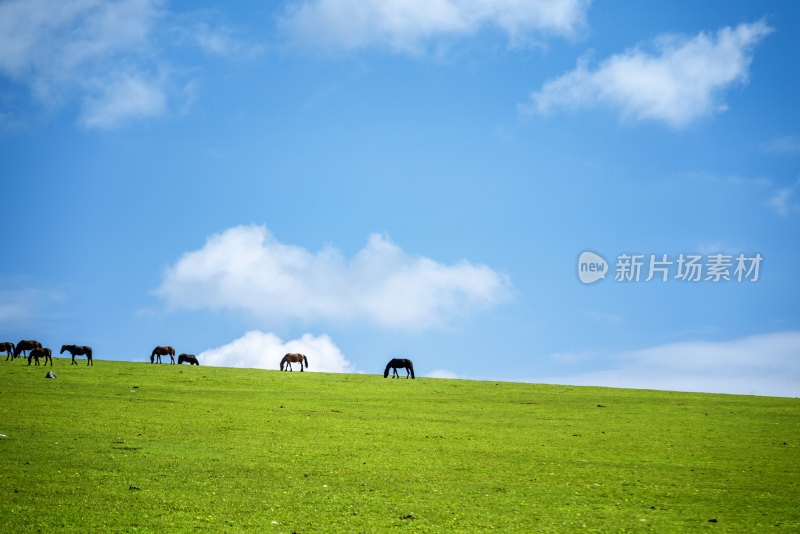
1,358,798,533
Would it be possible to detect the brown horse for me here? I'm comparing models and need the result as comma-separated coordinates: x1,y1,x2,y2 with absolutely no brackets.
28,347,52,366
61,345,93,366
177,353,199,365
1,342,14,361
280,353,308,371
14,340,41,359
151,346,175,364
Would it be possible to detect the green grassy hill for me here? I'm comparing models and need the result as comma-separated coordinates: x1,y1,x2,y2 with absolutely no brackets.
1,358,798,532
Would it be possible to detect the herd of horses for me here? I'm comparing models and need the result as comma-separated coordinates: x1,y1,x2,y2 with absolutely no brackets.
2,340,93,366
4,340,416,378
149,346,199,365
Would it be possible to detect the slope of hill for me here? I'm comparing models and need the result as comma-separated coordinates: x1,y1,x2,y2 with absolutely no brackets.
1,359,798,532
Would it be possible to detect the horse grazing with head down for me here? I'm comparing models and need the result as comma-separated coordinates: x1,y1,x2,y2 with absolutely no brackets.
178,354,199,365
14,340,41,360
280,353,308,371
28,347,52,366
151,346,175,364
61,345,93,366
384,358,415,379
1,342,15,361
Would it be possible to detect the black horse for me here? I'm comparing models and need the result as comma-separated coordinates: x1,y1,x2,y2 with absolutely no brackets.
177,353,199,365
28,347,52,366
1,342,14,361
14,340,41,359
61,345,93,366
384,358,415,379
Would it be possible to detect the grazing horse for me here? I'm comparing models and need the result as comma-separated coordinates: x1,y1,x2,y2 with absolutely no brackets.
61,345,93,366
14,340,41,359
28,347,52,366
177,353,199,365
1,342,14,361
151,346,175,364
280,353,308,371
384,358,415,379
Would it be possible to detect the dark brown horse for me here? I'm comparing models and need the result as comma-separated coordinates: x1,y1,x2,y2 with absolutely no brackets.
177,353,199,365
61,345,93,366
151,346,175,364
384,358,415,379
280,353,308,371
14,340,41,359
1,342,14,361
28,347,52,366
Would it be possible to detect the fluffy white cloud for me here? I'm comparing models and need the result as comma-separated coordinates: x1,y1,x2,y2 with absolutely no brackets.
525,20,772,128
0,0,255,128
541,331,800,397
155,224,511,330
280,0,590,53
0,0,165,127
198,330,355,373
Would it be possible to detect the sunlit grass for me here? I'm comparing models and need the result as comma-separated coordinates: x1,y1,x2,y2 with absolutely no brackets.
1,358,798,532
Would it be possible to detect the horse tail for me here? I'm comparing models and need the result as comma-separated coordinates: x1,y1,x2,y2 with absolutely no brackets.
304,355,308,369
86,347,92,358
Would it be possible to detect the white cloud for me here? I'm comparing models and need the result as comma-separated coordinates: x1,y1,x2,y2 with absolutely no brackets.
155,224,511,330
541,331,800,397
426,368,462,379
0,0,254,128
0,287,64,326
769,178,800,216
79,72,166,128
524,20,773,128
761,135,800,155
198,330,355,373
280,0,590,53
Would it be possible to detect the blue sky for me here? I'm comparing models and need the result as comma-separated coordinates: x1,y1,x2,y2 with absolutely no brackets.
2,0,798,397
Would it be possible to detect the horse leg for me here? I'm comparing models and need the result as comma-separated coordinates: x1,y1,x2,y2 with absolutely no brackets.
71,354,77,365
88,355,92,366
170,354,175,364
